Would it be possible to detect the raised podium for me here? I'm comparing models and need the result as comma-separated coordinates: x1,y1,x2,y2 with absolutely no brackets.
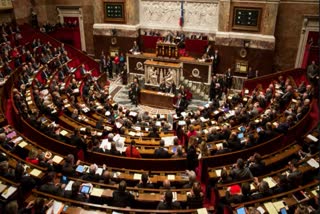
156,42,179,58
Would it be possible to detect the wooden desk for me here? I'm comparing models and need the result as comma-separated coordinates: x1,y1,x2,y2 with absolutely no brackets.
156,42,178,58
139,89,175,109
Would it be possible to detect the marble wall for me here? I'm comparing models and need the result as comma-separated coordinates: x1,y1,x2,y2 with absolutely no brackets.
12,0,32,24
140,0,219,33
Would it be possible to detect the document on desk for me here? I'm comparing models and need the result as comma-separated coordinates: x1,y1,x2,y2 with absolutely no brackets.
197,208,208,214
216,143,223,150
133,173,142,180
60,130,68,136
18,141,28,148
264,177,277,188
307,158,319,168
215,169,222,177
272,201,286,212
0,183,7,193
52,155,63,164
264,202,278,214
306,134,318,142
46,200,64,214
256,206,265,214
96,168,103,176
12,136,22,144
162,136,176,147
90,188,104,197
167,175,175,180
30,168,42,177
64,181,74,191
1,186,17,199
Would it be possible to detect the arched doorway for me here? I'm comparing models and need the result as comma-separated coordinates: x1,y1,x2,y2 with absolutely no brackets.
56,6,86,51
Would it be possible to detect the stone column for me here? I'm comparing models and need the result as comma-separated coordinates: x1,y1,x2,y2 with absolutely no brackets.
262,0,279,35
218,0,231,32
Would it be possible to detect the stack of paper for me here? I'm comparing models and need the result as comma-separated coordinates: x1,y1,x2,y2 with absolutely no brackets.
18,141,28,148
30,168,42,177
90,188,104,197
60,130,68,136
272,201,286,212
264,177,277,188
1,186,17,199
52,155,63,164
133,173,142,180
307,158,319,168
167,175,175,180
264,202,278,214
64,181,74,191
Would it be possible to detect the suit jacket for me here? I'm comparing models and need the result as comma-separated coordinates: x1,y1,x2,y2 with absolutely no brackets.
39,182,64,196
154,147,171,158
112,190,134,207
157,201,181,210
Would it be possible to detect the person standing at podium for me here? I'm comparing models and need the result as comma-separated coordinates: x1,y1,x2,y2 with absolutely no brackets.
130,41,140,53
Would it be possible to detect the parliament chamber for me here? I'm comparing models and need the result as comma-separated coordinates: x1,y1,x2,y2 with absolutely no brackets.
0,0,318,214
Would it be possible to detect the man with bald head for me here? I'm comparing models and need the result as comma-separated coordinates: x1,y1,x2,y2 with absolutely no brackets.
160,179,175,190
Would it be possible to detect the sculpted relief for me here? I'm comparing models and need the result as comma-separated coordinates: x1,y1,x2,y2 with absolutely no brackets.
140,0,218,32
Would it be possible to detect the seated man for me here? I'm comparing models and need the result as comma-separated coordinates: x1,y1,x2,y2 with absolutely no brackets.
229,158,253,181
112,180,134,207
154,139,171,158
157,191,181,210
186,182,204,209
136,172,154,188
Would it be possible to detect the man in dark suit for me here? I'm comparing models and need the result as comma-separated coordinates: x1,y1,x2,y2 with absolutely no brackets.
204,44,213,58
209,75,217,101
80,164,101,182
229,158,253,181
154,139,171,158
225,68,233,89
41,68,49,81
173,93,187,115
39,172,64,196
212,49,220,74
157,191,181,210
136,172,154,188
130,82,140,107
112,180,134,207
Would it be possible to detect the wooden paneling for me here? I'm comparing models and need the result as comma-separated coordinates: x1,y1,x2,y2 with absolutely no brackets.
94,35,136,57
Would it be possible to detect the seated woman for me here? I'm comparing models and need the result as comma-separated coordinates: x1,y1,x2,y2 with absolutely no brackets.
186,182,204,209
125,140,141,158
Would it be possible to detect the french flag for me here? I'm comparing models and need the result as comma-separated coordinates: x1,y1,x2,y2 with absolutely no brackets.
179,1,184,27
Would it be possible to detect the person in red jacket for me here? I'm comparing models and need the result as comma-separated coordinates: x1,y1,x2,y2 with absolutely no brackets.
114,53,120,76
125,140,141,158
